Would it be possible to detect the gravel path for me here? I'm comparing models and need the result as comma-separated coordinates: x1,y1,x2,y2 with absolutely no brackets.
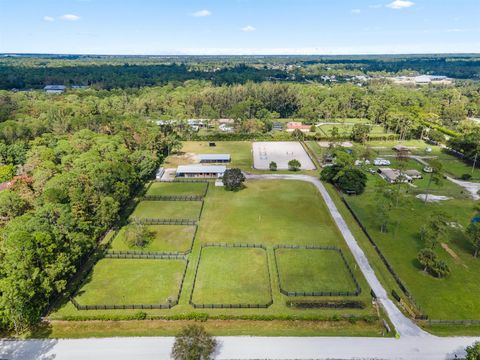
246,173,429,337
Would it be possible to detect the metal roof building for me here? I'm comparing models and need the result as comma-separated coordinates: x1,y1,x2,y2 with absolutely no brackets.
44,85,66,94
176,165,226,178
198,154,231,163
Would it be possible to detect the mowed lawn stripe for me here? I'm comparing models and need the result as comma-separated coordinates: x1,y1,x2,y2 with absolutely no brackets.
276,248,358,294
192,247,271,305
110,225,196,253
75,259,186,305
130,200,202,220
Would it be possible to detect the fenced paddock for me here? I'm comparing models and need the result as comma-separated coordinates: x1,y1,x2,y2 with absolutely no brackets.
146,181,209,197
109,224,197,254
72,257,188,310
273,245,361,297
130,200,203,220
252,142,316,170
190,244,273,308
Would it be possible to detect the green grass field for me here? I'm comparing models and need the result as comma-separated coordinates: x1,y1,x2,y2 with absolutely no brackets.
275,248,358,294
191,247,272,305
130,200,202,220
109,225,196,253
146,182,208,196
346,179,479,319
74,259,186,305
196,180,341,246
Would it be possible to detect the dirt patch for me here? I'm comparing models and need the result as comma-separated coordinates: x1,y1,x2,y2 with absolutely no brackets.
164,152,197,167
441,243,461,262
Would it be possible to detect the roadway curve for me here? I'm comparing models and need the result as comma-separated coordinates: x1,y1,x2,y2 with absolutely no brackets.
246,173,429,337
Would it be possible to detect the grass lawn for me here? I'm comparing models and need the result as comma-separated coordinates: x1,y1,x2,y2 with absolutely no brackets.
275,248,358,294
146,182,208,197
74,259,186,305
346,181,480,319
164,141,253,170
191,247,271,305
109,225,196,253
130,200,202,220
196,180,341,246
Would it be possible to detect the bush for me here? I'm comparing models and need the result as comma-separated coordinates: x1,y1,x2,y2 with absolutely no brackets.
288,159,301,171
336,168,367,195
223,168,245,191
171,325,217,360
269,161,277,171
461,173,473,180
417,248,450,278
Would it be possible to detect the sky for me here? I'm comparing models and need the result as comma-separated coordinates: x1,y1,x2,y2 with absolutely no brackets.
1,0,480,55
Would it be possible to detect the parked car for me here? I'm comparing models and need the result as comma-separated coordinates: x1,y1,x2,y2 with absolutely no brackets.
373,158,391,166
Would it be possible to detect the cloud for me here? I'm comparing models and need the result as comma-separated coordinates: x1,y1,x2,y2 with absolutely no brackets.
369,4,383,8
351,9,361,14
192,10,211,17
60,14,81,21
242,25,256,32
387,0,415,9
43,16,55,22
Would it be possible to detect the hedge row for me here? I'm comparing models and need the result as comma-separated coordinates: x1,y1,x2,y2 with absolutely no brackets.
286,300,366,309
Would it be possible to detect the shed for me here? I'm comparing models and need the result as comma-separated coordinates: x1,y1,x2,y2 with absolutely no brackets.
405,169,422,179
378,168,412,184
198,154,231,163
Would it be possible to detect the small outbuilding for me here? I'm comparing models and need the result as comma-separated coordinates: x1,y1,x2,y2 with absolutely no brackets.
44,85,66,94
176,165,226,178
198,154,231,163
378,168,412,184
392,145,412,153
405,169,423,179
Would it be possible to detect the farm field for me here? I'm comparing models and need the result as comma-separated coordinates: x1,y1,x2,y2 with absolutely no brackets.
191,247,271,305
109,225,196,253
146,182,208,197
52,179,385,337
130,200,202,220
275,248,358,295
74,259,186,306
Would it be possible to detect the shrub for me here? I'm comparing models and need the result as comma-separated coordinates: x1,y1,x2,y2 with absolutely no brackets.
288,159,301,171
223,168,245,191
171,325,217,360
417,248,450,278
461,173,473,180
269,161,277,171
335,168,367,195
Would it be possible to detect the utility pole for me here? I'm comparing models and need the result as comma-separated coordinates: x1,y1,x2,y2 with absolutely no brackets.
472,151,478,176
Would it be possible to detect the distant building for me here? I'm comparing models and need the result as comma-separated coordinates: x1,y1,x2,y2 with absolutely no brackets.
392,145,413,153
219,124,234,132
373,158,391,166
286,122,311,133
176,165,226,178
378,168,412,184
44,85,66,94
197,154,231,163
405,169,423,179
272,122,283,131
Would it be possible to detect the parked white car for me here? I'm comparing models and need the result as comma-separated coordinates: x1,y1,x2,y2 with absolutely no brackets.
373,158,391,166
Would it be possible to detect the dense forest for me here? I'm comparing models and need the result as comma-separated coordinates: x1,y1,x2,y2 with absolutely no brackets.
0,56,479,333
2,54,480,89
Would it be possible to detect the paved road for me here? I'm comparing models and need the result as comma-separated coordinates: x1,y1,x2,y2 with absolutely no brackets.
246,174,428,337
1,335,479,359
